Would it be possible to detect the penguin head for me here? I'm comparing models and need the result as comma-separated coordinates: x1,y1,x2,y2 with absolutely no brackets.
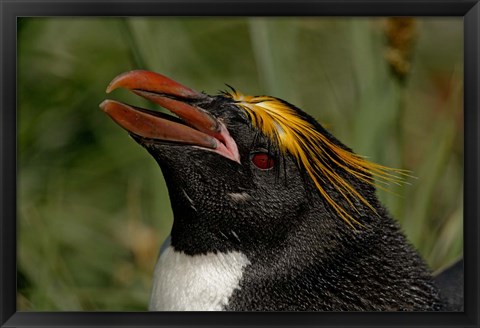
101,70,405,255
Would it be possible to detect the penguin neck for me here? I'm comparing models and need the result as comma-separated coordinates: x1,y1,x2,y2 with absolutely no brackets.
167,191,354,258
248,204,350,265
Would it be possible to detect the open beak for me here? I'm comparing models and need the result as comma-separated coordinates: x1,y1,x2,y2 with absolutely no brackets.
100,70,240,163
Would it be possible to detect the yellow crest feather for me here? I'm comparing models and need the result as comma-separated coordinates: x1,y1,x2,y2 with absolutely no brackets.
225,89,409,228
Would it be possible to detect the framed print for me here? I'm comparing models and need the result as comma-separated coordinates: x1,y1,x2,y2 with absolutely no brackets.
1,0,479,327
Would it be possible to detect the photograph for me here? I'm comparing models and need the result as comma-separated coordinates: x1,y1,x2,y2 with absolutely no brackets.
17,16,463,312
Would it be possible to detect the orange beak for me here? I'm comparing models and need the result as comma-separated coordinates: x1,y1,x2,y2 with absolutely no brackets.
100,70,219,149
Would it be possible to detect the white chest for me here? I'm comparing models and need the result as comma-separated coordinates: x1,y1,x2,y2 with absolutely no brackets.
149,246,250,311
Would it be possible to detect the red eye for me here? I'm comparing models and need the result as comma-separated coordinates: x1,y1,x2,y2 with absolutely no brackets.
251,153,275,170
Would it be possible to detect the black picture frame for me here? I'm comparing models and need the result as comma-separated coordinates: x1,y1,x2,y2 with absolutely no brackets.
1,0,478,327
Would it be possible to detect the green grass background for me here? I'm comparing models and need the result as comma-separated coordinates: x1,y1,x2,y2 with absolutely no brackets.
18,17,463,311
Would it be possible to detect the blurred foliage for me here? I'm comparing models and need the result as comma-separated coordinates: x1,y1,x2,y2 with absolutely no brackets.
17,17,463,311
